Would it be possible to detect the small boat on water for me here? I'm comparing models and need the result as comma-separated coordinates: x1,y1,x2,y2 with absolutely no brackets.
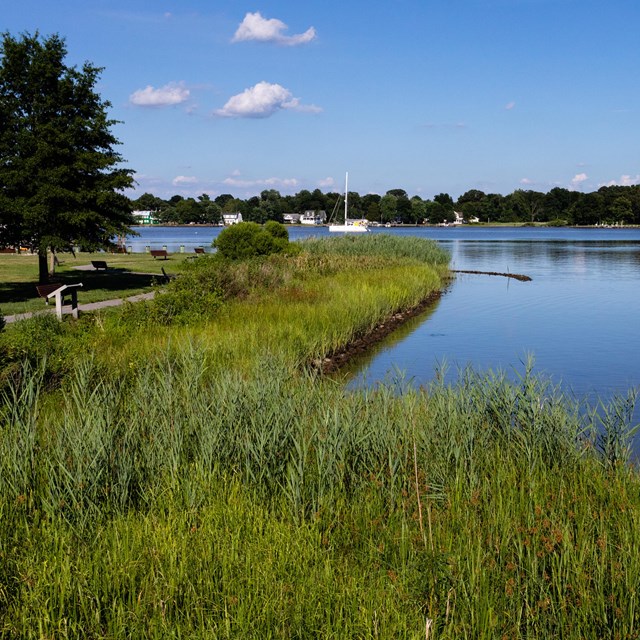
328,172,369,233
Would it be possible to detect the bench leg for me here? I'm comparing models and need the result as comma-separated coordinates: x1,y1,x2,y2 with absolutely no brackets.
71,291,79,319
55,293,63,321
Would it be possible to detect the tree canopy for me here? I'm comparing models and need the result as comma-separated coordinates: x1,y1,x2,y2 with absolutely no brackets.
132,182,640,227
0,32,135,282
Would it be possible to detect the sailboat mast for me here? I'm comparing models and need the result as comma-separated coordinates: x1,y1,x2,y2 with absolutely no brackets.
344,172,348,223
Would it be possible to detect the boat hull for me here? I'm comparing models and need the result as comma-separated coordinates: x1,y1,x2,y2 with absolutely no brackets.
328,224,369,233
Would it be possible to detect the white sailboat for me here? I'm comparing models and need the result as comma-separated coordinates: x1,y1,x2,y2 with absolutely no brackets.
328,172,369,233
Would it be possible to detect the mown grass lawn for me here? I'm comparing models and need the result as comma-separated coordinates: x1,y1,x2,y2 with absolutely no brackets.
0,251,194,316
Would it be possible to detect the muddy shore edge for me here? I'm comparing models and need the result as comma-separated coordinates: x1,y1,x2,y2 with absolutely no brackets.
312,289,444,375
313,268,532,375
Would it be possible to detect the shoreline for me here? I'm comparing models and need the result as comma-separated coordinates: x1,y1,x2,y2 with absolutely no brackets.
313,267,532,374
313,290,443,375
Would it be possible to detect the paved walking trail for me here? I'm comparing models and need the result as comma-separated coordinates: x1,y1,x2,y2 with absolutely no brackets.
3,291,156,324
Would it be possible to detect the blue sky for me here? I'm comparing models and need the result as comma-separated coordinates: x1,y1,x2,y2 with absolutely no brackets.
4,0,640,200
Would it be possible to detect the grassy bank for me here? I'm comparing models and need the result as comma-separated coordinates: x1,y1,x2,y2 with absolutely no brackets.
1,235,639,638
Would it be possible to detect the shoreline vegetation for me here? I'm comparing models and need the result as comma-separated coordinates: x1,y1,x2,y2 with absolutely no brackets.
1,233,640,637
129,183,640,228
125,221,640,228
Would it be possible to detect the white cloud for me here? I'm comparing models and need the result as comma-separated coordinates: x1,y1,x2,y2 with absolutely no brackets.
505,101,516,110
222,176,299,189
600,174,640,187
570,173,588,190
318,177,335,188
215,81,321,118
130,82,190,107
172,175,198,186
519,178,534,185
232,11,316,46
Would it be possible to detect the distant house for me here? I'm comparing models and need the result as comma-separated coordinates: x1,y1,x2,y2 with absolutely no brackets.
283,213,301,224
453,211,464,225
132,210,156,225
301,210,327,225
222,213,243,226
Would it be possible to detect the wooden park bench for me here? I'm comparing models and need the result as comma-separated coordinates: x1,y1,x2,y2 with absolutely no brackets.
91,260,108,270
194,247,205,255
150,249,168,260
35,282,83,320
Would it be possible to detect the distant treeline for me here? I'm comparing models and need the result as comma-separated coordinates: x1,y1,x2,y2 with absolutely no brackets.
131,184,640,226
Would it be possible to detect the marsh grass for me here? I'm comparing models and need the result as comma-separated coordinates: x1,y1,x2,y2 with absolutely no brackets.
2,346,639,637
300,233,450,266
1,236,639,637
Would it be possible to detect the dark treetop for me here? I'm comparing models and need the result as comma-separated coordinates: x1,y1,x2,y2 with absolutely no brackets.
0,32,135,282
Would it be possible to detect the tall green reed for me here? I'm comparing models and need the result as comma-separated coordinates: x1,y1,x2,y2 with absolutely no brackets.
2,346,640,637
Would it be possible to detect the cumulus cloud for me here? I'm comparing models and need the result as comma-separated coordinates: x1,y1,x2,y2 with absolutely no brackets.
519,178,534,185
215,81,321,118
172,175,198,186
318,177,335,188
232,11,316,46
600,174,640,187
570,173,588,190
130,82,190,107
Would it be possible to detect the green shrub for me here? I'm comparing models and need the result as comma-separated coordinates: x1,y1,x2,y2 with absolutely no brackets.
1,313,65,362
0,313,76,382
151,288,222,325
264,220,289,240
213,221,295,260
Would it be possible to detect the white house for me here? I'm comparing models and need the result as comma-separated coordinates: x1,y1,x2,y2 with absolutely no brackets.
222,213,243,226
132,210,156,225
300,210,327,225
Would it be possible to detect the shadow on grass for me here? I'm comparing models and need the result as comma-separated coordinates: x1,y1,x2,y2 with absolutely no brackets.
0,270,156,306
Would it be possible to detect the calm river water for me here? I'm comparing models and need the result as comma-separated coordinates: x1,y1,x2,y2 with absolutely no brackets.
130,225,640,429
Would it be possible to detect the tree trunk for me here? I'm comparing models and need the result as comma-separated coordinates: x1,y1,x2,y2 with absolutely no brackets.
38,250,49,284
48,250,56,276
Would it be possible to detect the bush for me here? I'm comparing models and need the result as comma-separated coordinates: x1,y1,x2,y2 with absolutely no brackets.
1,313,64,362
213,221,294,260
264,220,289,240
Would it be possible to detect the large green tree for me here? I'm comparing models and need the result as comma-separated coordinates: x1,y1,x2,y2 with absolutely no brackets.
0,32,135,282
